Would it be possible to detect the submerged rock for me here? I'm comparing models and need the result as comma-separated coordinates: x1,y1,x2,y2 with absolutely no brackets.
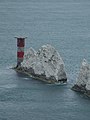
16,44,67,83
72,59,90,97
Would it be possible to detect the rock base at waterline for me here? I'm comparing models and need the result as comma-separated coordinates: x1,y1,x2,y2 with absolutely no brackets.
14,66,67,84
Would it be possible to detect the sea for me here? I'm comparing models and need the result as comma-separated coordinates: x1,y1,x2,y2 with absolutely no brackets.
0,0,90,120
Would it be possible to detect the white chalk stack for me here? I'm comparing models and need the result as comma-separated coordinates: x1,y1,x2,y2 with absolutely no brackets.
19,44,67,83
72,59,90,97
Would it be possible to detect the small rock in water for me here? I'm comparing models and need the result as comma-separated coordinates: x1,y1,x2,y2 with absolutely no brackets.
20,44,67,83
72,59,90,97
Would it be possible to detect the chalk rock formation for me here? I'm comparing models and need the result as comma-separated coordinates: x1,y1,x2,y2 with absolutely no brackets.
20,44,67,83
72,59,90,97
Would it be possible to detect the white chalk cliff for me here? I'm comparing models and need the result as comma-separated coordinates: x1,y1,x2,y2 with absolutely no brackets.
72,59,90,96
20,44,67,83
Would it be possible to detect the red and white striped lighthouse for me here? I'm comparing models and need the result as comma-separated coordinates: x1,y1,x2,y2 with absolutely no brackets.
15,37,26,67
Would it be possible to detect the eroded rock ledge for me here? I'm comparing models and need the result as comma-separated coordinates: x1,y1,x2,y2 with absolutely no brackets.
14,44,67,84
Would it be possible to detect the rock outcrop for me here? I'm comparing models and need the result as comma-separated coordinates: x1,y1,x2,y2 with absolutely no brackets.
15,44,67,83
72,59,90,97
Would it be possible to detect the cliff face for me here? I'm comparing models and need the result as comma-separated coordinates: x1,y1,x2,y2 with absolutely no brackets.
21,44,67,83
72,59,90,97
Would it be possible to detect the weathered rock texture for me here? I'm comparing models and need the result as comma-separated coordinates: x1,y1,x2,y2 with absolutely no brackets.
72,59,90,97
16,44,67,83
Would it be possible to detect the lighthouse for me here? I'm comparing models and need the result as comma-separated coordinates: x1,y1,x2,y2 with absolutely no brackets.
15,37,26,68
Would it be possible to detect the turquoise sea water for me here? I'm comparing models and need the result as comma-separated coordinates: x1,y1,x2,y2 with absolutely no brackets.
0,0,90,120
